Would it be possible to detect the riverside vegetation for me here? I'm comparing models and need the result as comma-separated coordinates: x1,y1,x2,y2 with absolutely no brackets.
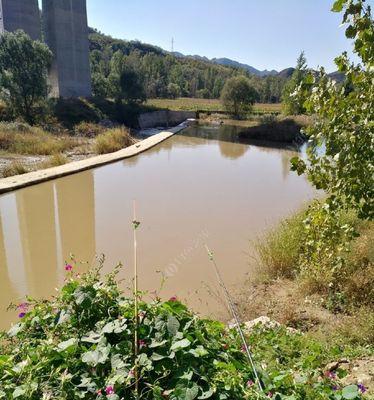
0,263,367,400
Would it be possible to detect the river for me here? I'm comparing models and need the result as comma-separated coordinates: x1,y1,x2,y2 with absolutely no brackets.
0,123,317,330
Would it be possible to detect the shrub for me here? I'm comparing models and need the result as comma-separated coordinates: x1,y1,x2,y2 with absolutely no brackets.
0,265,364,399
94,127,134,154
40,153,68,169
74,122,105,138
2,161,28,178
52,98,104,128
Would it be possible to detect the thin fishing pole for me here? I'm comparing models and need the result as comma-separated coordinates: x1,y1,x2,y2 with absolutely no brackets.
133,200,140,398
205,245,263,392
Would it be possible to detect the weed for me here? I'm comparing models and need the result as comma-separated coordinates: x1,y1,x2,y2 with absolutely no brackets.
94,127,135,154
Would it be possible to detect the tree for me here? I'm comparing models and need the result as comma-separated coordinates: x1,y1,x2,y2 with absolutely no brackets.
167,83,181,99
292,0,373,220
282,52,309,115
220,76,258,118
0,30,52,124
119,66,146,104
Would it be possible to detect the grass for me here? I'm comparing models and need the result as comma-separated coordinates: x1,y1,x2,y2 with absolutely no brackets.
2,161,29,178
0,122,77,155
40,153,68,169
94,127,135,154
146,98,282,114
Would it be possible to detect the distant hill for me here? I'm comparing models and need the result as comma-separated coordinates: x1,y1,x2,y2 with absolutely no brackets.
172,52,279,77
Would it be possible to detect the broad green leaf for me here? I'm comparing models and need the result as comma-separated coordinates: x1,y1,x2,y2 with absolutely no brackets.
342,385,359,399
81,343,111,366
167,315,180,335
171,382,199,400
189,346,208,358
57,338,78,352
12,387,26,399
171,338,191,351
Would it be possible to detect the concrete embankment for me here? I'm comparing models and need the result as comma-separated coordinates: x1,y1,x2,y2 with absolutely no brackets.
0,122,189,194
138,110,196,129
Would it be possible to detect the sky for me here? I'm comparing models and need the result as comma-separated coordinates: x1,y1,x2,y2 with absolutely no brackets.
40,0,373,72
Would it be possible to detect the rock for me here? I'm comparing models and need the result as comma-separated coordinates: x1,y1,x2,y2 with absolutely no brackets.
229,316,300,334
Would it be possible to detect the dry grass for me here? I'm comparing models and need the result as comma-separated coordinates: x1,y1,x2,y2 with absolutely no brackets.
2,161,28,178
74,122,105,138
0,122,77,155
94,127,135,154
146,98,282,114
40,153,68,169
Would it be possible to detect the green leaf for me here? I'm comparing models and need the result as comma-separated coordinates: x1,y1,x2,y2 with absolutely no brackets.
342,385,359,399
7,323,24,338
189,346,208,358
171,382,199,400
81,342,111,366
167,315,180,335
12,387,26,399
57,338,78,352
171,338,191,351
332,0,345,12
198,389,214,399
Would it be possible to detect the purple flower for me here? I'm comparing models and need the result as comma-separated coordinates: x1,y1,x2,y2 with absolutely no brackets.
105,386,114,395
18,312,26,318
65,264,73,271
358,384,367,394
246,380,254,387
332,385,339,391
169,296,178,302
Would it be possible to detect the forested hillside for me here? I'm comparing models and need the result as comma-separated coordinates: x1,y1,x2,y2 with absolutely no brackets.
88,28,289,103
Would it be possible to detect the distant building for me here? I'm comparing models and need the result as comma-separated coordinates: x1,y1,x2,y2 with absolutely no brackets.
0,0,41,41
42,0,92,98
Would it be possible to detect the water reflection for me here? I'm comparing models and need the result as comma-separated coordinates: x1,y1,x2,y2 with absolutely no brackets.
0,125,317,329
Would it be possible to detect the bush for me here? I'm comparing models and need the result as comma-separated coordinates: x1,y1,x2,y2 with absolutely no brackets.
0,265,364,399
2,161,28,178
52,98,104,128
74,122,105,138
40,153,68,169
94,127,134,154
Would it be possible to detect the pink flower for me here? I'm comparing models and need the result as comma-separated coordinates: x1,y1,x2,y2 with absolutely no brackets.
97,389,102,395
139,339,147,349
169,296,178,302
18,312,26,318
17,302,29,311
267,392,273,398
324,371,337,379
65,264,73,271
138,311,146,318
105,386,114,395
241,345,247,353
128,369,135,378
246,380,254,387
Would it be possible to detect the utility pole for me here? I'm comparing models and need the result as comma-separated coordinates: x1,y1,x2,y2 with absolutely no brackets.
171,37,174,53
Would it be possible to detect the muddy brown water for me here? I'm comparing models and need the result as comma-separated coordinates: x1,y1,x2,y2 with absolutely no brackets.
0,124,317,330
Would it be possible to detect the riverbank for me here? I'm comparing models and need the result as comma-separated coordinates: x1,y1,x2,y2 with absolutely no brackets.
234,207,374,394
0,121,189,194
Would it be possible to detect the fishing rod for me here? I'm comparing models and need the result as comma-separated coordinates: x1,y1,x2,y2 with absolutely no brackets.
132,201,140,398
205,245,263,392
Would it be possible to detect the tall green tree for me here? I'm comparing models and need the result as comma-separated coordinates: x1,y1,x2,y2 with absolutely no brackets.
220,76,258,118
119,66,146,104
0,30,52,124
282,52,309,115
292,0,373,220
